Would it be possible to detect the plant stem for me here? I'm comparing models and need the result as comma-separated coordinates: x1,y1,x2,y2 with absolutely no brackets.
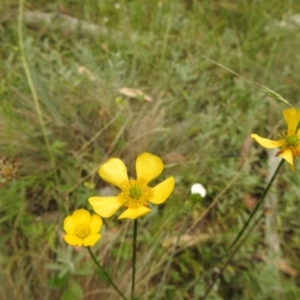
18,0,56,169
18,0,62,197
227,159,284,252
87,247,128,300
198,53,291,106
132,219,138,300
201,210,265,300
200,158,284,299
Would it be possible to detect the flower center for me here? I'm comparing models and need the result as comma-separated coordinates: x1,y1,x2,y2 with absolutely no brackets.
285,134,300,147
129,185,142,199
120,179,152,208
75,224,90,238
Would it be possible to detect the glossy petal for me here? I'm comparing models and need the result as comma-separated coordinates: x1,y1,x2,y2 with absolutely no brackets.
63,216,77,235
251,134,282,148
149,177,175,204
136,152,164,184
89,196,124,218
99,158,129,189
83,234,101,246
72,209,91,225
118,206,151,219
89,214,103,234
278,149,294,170
283,108,300,136
64,234,83,246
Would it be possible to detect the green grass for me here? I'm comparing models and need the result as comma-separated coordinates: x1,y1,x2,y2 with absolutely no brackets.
1,0,300,299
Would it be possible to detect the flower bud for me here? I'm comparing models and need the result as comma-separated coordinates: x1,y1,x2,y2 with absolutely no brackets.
190,183,206,204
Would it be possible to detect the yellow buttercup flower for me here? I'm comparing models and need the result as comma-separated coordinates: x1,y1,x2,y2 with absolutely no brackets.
63,209,103,246
89,152,175,219
251,107,300,171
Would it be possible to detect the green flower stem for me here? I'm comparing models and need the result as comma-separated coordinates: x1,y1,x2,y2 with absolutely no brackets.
227,159,284,253
87,247,128,300
155,203,194,300
201,210,265,300
132,219,138,300
200,158,284,300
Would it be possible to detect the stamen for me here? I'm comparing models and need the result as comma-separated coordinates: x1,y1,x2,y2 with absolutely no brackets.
75,224,90,238
285,135,300,147
120,179,153,208
129,185,142,199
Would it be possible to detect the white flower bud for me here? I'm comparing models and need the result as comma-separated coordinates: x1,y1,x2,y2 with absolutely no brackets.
191,183,206,198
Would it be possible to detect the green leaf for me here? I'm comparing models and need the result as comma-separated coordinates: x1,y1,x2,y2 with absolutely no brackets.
48,274,68,289
60,280,83,300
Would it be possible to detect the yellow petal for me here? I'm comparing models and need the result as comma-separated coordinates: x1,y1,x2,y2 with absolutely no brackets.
118,206,151,219
99,158,129,189
278,149,294,170
136,152,164,184
89,215,103,234
64,234,83,246
72,209,91,225
63,216,77,235
289,163,295,171
89,196,124,218
83,234,101,246
251,134,282,148
149,176,175,204
283,108,300,136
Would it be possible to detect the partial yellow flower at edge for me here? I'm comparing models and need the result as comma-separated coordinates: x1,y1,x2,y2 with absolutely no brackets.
89,152,175,220
251,107,300,171
63,209,103,246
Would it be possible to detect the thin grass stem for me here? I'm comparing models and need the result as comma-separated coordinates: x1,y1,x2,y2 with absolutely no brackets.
18,0,56,169
87,247,128,300
198,53,291,106
227,159,284,253
132,219,138,300
200,159,284,299
201,210,265,300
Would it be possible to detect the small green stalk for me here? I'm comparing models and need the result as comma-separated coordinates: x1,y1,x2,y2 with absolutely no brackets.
87,247,128,300
227,159,284,252
132,219,138,300
201,159,284,299
18,0,56,170
201,211,265,300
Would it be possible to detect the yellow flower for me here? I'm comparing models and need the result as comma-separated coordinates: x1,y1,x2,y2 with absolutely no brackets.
89,152,175,220
251,107,300,171
63,209,103,246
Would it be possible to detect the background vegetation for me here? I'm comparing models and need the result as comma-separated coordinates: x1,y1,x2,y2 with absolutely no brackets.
1,0,300,299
